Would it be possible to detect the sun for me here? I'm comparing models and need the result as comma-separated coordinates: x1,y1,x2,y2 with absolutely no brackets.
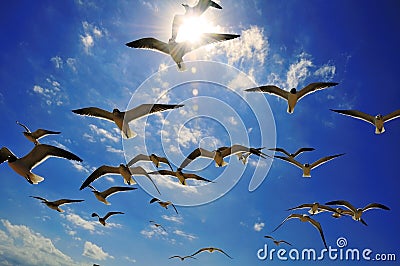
175,16,215,43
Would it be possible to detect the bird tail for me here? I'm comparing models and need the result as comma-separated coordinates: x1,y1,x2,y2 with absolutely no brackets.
122,124,137,139
216,161,228,167
375,126,385,134
177,62,187,72
28,173,44,184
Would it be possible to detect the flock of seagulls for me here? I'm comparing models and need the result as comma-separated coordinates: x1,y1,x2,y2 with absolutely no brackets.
1,0,398,263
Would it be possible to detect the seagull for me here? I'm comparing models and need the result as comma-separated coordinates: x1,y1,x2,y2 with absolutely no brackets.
149,220,167,232
182,0,222,16
179,144,268,169
330,109,400,134
274,153,344,177
72,104,184,138
30,196,84,212
148,169,213,186
16,121,60,145
287,202,341,215
245,82,339,113
87,185,137,205
171,0,222,40
91,211,124,226
127,153,173,171
150,198,178,214
0,144,82,184
190,247,233,259
269,147,315,158
264,235,292,246
272,214,327,249
79,164,160,194
169,255,196,261
325,200,390,226
126,33,240,71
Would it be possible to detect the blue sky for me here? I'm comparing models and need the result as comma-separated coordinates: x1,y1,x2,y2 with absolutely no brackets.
0,0,399,265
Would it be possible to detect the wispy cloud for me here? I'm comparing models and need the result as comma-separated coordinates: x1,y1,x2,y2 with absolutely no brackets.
63,213,97,232
140,0,159,12
50,56,63,69
173,229,197,241
286,53,313,88
0,219,80,266
31,77,69,106
80,21,105,54
88,124,120,143
161,215,183,224
82,241,114,260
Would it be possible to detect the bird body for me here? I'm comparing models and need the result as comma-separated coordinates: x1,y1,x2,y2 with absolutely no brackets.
287,202,340,215
330,109,400,134
127,153,173,170
245,82,339,113
274,153,344,177
30,196,84,212
92,211,124,226
0,144,82,184
16,121,60,145
325,200,390,225
190,247,232,259
264,235,292,246
150,198,178,214
272,214,327,249
269,147,315,158
72,104,184,138
88,185,137,205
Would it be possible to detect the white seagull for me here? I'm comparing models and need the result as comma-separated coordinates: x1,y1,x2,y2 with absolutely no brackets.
127,153,173,171
30,196,84,212
72,104,184,139
330,109,400,134
287,202,342,215
0,144,82,184
126,33,240,71
148,169,213,186
16,121,60,145
245,82,339,113
274,153,344,177
272,214,327,249
150,197,179,214
325,200,390,226
269,147,315,158
80,164,160,194
179,144,268,169
88,185,137,205
91,211,124,226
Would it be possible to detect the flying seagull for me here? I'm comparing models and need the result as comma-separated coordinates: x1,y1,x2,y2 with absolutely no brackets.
30,196,84,212
274,153,344,177
245,82,339,113
182,0,222,16
0,144,82,184
148,169,213,186
87,185,137,205
149,220,167,232
269,147,315,158
169,255,196,261
91,211,124,226
272,214,328,249
325,200,390,226
264,235,292,246
79,164,160,194
72,104,184,139
16,121,60,145
330,109,400,134
127,153,173,171
287,202,342,215
190,247,233,259
126,33,240,71
179,144,268,169
150,197,178,214
171,0,222,40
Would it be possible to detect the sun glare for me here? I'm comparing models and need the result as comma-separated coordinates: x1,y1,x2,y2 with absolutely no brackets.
176,16,215,43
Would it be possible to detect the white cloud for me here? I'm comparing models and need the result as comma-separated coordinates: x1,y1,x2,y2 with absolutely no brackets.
89,124,120,143
0,219,80,266
140,0,159,12
161,215,183,224
81,34,94,54
314,64,336,80
66,58,77,72
253,222,265,232
173,230,197,241
286,54,313,88
106,145,124,154
31,77,69,106
50,56,63,69
82,241,114,260
70,161,90,173
220,25,269,66
63,213,97,232
124,256,137,263
80,21,104,54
